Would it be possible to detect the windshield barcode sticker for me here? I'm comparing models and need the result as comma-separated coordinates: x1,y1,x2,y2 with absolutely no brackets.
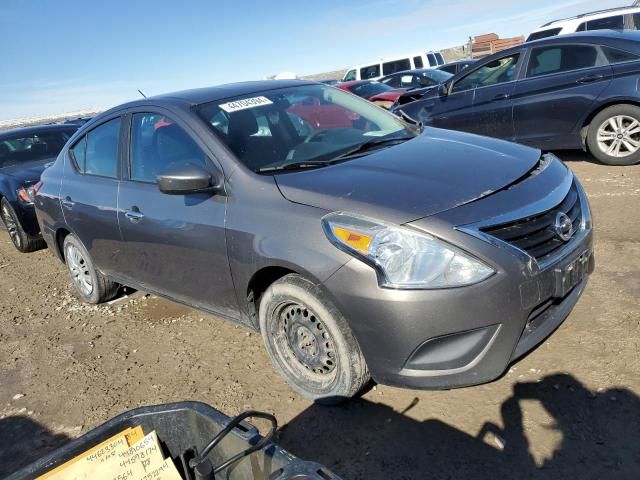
220,96,273,112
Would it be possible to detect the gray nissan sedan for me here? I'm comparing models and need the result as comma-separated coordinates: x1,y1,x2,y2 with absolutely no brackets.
34,80,594,403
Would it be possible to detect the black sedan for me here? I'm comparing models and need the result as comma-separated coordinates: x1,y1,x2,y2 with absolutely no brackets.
394,31,640,166
0,124,78,251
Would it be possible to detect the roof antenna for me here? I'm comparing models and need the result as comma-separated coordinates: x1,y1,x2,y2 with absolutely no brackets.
137,89,147,98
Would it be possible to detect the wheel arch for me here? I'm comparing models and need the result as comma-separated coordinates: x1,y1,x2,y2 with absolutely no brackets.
245,265,298,330
54,227,72,262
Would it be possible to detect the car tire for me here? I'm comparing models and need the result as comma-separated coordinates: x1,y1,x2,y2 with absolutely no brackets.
63,234,119,304
587,104,640,166
259,274,370,404
0,198,45,253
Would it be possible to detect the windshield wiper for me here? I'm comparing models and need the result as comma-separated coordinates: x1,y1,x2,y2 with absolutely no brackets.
330,135,415,161
256,161,330,173
256,135,415,173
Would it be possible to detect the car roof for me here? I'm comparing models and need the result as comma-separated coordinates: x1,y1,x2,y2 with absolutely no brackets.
89,80,320,123
523,29,640,46
535,6,640,31
0,123,79,139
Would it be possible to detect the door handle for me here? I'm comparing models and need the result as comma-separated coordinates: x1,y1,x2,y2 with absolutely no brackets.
124,208,145,222
576,74,604,84
61,197,75,209
491,93,511,101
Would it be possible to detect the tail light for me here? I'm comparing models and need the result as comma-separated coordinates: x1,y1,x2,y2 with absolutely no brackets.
16,181,42,204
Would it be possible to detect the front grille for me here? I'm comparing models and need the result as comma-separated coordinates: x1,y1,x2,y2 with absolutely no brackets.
480,182,582,262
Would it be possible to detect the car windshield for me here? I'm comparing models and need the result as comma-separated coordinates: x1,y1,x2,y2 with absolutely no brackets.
347,82,395,98
421,69,453,84
0,129,76,168
197,84,414,173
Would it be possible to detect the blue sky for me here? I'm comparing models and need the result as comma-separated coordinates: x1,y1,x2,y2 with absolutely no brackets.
0,0,629,120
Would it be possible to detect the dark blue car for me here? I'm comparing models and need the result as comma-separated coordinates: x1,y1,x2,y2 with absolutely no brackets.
393,30,640,165
0,124,78,251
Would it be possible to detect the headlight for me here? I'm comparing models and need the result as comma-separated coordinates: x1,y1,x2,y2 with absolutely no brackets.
323,213,494,289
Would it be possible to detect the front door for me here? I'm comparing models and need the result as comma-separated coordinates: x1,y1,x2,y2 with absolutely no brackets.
460,52,521,139
117,111,238,318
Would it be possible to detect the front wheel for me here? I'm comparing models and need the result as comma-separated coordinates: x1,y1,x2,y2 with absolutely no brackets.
63,234,119,304
259,274,370,404
587,105,640,166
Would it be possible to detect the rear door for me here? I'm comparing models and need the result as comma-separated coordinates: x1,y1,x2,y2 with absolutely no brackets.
512,43,613,148
116,109,237,317
60,115,124,276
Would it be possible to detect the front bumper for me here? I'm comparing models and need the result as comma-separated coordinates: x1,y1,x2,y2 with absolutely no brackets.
322,162,594,390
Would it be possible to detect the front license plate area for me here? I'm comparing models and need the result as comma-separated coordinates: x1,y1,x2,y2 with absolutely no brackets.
553,250,590,298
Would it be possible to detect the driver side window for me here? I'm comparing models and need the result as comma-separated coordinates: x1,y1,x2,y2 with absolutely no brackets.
452,53,520,93
129,113,208,183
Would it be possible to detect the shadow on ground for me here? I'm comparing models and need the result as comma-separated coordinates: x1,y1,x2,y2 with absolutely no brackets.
280,374,640,480
552,150,599,164
0,416,69,477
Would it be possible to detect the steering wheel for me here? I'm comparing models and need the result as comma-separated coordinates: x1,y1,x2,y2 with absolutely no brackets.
303,129,331,143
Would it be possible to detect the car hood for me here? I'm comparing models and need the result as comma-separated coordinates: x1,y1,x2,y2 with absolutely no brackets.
0,158,53,185
275,128,541,224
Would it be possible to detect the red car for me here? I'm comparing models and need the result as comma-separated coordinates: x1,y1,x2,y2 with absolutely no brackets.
337,80,405,109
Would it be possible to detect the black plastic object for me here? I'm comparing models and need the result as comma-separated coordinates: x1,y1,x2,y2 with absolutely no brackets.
6,401,341,480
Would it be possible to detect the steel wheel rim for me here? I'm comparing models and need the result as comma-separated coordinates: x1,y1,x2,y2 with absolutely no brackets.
65,244,93,295
273,302,337,377
597,115,640,158
1,204,21,248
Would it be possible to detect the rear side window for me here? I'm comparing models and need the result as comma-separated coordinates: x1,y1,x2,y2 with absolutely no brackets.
435,53,445,65
527,45,602,77
426,53,436,66
130,113,208,183
413,56,424,68
526,28,562,41
585,15,624,31
382,59,411,76
601,46,640,64
71,118,120,178
360,64,380,79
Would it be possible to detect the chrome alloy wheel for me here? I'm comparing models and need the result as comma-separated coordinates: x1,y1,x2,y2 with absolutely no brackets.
597,115,640,158
1,203,21,248
65,243,93,296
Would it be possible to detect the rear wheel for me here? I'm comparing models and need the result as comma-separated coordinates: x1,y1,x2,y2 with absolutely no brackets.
259,274,370,404
0,198,45,253
587,105,640,166
63,234,119,304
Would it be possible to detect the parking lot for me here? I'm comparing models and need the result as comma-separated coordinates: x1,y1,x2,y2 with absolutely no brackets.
0,151,637,479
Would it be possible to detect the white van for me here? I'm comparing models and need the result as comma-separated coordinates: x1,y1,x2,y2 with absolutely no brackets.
342,51,445,82
527,6,640,41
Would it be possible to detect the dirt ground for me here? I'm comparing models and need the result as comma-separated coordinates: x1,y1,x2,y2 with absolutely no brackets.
0,152,638,479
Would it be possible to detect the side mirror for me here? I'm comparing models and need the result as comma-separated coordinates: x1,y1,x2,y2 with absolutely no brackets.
438,81,451,97
157,164,219,195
